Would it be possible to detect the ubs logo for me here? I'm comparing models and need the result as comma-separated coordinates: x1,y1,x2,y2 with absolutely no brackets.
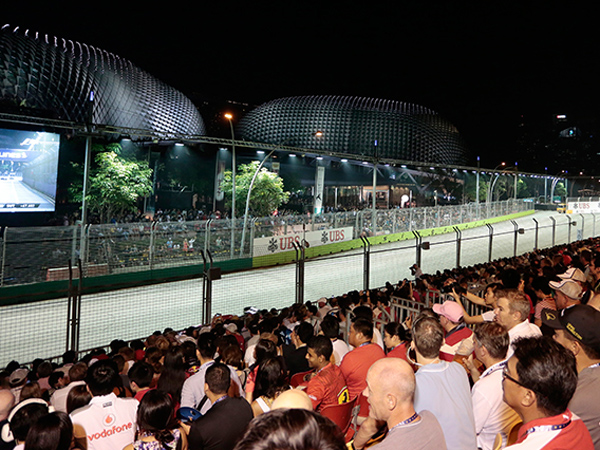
103,414,116,427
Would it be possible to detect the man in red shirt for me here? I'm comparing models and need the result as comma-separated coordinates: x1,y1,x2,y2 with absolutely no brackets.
339,317,385,422
503,336,593,449
304,335,350,411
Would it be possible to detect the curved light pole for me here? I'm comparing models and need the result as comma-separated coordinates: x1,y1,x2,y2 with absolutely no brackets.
224,113,236,259
239,131,323,257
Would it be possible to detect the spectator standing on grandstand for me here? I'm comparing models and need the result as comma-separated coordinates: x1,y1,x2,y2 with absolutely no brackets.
70,359,138,450
542,305,600,448
354,358,447,450
432,300,473,361
493,289,541,359
320,315,349,365
411,316,477,450
304,336,349,412
352,305,384,349
339,317,385,423
187,363,253,450
180,334,243,414
502,337,593,449
450,282,502,325
465,323,520,450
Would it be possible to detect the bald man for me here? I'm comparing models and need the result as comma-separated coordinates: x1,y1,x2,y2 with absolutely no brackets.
271,389,313,411
354,358,446,450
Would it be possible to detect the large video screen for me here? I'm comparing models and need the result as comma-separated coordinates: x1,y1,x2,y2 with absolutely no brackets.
0,128,60,213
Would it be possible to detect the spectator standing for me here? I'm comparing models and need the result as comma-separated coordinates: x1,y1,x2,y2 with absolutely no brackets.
542,305,600,448
503,337,593,449
411,316,477,450
465,322,520,450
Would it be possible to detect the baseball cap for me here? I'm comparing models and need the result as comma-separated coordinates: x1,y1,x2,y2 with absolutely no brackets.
432,301,464,323
541,305,600,354
9,368,29,386
548,279,582,299
558,267,586,283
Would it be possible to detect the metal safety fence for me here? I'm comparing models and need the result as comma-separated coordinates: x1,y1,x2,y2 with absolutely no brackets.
0,200,530,287
2,208,592,367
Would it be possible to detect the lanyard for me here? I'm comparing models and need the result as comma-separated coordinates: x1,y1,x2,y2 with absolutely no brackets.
526,420,570,435
389,412,419,432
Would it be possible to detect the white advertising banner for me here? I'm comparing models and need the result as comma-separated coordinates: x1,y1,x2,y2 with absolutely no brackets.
566,201,600,214
253,227,353,256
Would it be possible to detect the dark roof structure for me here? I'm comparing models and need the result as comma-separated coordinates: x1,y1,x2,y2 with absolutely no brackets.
238,96,468,165
0,25,205,137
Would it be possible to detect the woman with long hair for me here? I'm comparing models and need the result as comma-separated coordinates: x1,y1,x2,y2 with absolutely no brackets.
124,390,187,450
383,322,409,361
244,339,277,402
251,357,289,417
156,347,187,408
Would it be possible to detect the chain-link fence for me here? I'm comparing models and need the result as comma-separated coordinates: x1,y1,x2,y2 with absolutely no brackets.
1,200,530,287
3,207,589,367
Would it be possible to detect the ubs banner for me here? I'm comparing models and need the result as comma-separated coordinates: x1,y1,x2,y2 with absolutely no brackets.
567,201,600,214
253,227,354,257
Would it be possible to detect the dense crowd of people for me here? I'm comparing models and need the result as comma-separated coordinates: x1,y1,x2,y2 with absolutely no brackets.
2,237,600,450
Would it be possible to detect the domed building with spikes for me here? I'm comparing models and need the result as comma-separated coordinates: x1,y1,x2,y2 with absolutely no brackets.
0,24,205,136
237,95,467,165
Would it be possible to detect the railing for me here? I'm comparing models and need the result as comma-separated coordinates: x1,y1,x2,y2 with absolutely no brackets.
0,199,530,287
0,208,591,367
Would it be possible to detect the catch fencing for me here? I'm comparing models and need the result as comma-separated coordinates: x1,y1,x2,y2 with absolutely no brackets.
2,206,595,367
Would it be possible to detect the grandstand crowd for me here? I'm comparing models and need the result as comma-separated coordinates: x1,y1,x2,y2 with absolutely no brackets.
2,237,600,450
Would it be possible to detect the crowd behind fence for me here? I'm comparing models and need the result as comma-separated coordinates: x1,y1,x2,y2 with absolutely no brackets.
0,199,531,287
1,208,593,367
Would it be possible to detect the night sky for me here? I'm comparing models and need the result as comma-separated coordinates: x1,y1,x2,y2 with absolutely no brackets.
3,4,599,168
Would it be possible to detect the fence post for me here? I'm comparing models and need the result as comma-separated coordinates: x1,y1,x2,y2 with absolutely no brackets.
532,218,539,250
292,241,305,305
249,218,258,258
0,227,7,287
454,226,462,267
413,230,422,268
486,224,494,262
566,215,572,243
549,216,556,246
511,220,519,257
361,236,371,291
579,214,585,240
592,213,596,238
204,219,212,256
149,222,156,270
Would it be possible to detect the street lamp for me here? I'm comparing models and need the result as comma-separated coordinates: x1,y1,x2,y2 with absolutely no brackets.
239,131,323,257
224,113,236,259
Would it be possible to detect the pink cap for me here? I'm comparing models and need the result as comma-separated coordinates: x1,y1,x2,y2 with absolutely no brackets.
433,301,464,323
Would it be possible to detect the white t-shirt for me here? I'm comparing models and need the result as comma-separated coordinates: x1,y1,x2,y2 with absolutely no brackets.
70,393,138,450
472,362,521,450
331,339,350,366
507,320,541,359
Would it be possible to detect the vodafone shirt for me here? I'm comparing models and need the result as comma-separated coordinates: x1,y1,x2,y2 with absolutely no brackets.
70,393,138,450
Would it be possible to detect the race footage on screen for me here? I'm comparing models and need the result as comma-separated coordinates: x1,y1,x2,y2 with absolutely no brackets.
0,128,60,213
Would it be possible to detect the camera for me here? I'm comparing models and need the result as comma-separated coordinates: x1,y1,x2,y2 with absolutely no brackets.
441,282,465,295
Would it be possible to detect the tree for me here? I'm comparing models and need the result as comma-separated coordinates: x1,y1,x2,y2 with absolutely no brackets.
69,143,153,222
220,161,290,217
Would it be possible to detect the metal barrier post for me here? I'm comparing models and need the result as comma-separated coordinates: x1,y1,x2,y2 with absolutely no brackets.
579,214,585,239
486,224,494,262
149,222,156,270
454,226,462,267
413,231,422,268
511,221,518,257
549,216,556,246
592,213,597,238
200,250,221,323
360,236,371,291
292,241,305,305
532,218,539,250
566,215,572,243
0,227,6,287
